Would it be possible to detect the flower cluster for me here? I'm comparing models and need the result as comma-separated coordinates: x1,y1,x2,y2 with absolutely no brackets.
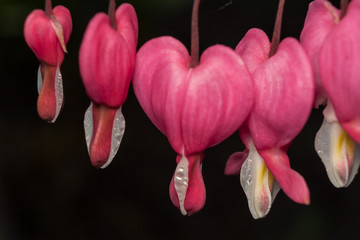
24,0,360,218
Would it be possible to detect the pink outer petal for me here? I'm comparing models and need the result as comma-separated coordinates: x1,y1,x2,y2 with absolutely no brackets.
248,38,314,150
133,36,254,154
300,0,340,107
169,154,205,215
319,0,360,143
79,9,137,108
235,28,271,74
133,36,190,153
182,45,253,154
53,6,72,47
259,149,310,204
116,3,138,59
24,6,72,66
224,150,249,175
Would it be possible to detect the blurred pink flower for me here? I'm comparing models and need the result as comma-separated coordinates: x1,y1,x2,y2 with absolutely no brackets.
24,0,72,122
79,2,138,168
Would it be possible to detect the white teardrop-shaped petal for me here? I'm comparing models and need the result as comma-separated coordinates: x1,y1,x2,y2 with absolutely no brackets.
101,106,126,169
315,116,360,188
174,155,189,216
240,142,280,219
84,103,94,153
37,65,42,94
51,65,64,123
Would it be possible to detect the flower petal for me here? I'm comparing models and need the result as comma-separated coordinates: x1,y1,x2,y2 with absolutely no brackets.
79,12,136,107
181,45,253,154
133,36,190,153
248,38,314,150
259,149,310,205
300,0,340,107
224,149,249,175
240,141,280,219
235,28,270,74
315,103,360,187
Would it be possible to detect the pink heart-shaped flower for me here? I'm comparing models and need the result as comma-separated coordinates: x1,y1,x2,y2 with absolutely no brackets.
133,36,254,215
228,28,314,216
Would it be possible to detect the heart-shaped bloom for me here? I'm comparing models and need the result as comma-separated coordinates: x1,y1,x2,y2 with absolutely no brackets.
226,28,314,218
79,2,138,168
24,0,72,122
300,0,360,187
133,36,254,215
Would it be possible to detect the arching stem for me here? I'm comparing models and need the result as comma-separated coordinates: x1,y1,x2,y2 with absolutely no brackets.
269,0,285,57
190,0,200,68
108,0,117,30
45,0,52,17
340,0,349,19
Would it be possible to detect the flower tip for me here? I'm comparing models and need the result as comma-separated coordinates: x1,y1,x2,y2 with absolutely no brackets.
37,102,56,122
89,150,109,169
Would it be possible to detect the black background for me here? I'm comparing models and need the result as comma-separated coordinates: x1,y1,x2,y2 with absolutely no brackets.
1,0,359,239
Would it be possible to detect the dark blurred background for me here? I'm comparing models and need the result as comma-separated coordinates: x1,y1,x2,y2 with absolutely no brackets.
1,0,359,239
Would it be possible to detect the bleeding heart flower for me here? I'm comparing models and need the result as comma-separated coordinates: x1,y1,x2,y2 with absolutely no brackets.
301,0,360,187
226,0,314,218
24,0,72,122
133,0,253,215
79,1,138,168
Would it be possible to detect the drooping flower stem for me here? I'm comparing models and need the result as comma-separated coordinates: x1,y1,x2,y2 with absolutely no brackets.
108,0,117,30
45,0,53,17
269,0,285,57
190,0,200,68
340,0,349,19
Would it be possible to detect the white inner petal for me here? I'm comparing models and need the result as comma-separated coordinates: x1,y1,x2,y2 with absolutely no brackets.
174,155,189,216
315,116,360,188
240,142,279,219
51,65,63,123
37,65,42,94
84,103,93,153
101,107,125,169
